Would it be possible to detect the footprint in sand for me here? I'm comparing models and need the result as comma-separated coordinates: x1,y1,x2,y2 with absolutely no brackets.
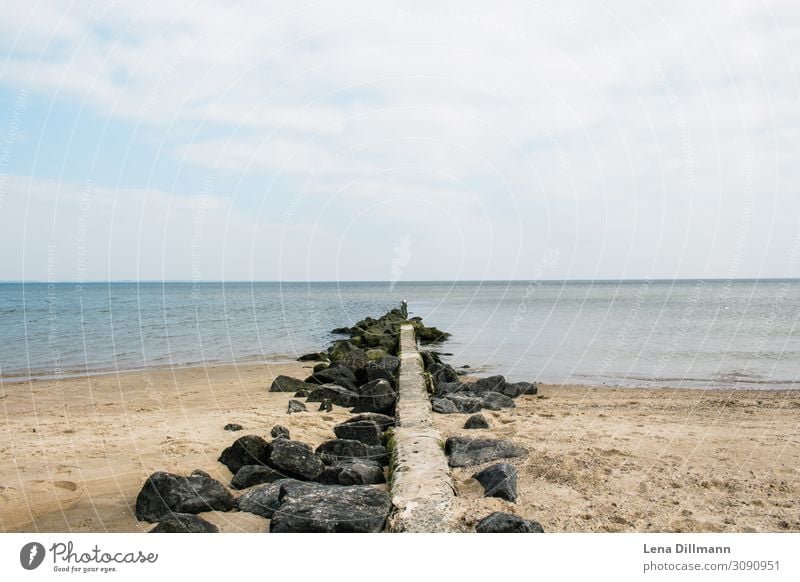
53,480,79,492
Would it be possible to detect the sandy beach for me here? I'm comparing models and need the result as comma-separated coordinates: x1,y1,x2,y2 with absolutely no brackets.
1,363,798,533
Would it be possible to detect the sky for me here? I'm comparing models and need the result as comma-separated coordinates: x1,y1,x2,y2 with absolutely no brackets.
0,0,798,282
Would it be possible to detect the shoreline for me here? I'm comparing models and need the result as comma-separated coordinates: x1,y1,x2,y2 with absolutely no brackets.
1,362,798,532
3,359,796,392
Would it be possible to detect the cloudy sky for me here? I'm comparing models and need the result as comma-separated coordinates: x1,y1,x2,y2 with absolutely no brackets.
1,0,798,281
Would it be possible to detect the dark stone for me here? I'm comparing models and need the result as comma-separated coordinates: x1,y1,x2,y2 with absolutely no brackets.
342,413,394,431
481,391,516,411
420,350,442,370
475,512,544,533
431,398,458,414
429,362,459,385
415,325,451,344
149,513,219,533
223,423,243,432
327,340,360,362
333,420,383,445
352,379,397,414
269,375,314,393
318,398,333,412
317,459,386,485
444,436,528,468
312,362,330,373
433,381,471,398
293,389,309,398
306,384,359,408
306,365,358,391
267,439,324,481
269,482,392,533
445,393,483,414
237,479,299,519
231,465,286,490
135,470,235,523
464,414,490,429
331,326,352,335
287,399,307,414
315,439,388,466
362,355,400,385
218,435,270,475
504,381,538,397
473,463,518,502
297,352,327,362
338,348,370,375
271,425,290,440
473,375,507,396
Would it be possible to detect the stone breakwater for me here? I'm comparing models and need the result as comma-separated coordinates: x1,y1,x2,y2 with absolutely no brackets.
132,304,544,533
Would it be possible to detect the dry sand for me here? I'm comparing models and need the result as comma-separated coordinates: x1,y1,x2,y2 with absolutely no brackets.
1,364,798,533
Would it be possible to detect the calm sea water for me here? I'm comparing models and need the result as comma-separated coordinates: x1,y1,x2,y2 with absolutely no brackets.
1,280,798,389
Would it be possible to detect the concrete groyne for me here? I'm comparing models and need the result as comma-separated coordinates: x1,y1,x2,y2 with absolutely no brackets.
388,324,456,532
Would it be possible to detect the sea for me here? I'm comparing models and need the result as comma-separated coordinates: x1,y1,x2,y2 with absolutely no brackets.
1,280,798,389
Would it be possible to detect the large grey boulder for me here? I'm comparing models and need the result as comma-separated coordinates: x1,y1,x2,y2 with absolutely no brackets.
269,482,392,533
473,462,518,502
475,512,544,533
444,436,527,468
267,439,324,481
135,470,235,523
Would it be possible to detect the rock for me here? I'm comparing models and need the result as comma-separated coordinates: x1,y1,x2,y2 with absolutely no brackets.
445,393,483,414
464,414,490,429
306,365,358,391
433,381,470,398
318,398,333,412
352,379,397,414
475,512,544,533
317,459,386,485
287,399,307,414
293,389,310,398
218,435,270,475
312,362,330,373
414,324,451,344
269,375,313,393
315,439,388,466
223,423,243,432
331,326,352,335
342,413,395,431
420,350,442,369
473,375,507,396
365,348,387,361
271,425,290,440
306,384,359,408
231,465,286,490
333,420,383,445
339,348,370,374
267,439,324,481
328,340,360,362
237,479,298,519
362,355,400,385
149,513,219,533
135,470,235,522
270,482,392,533
297,352,327,362
444,436,527,468
504,381,538,397
473,462,518,502
429,362,459,385
481,391,516,410
431,398,459,414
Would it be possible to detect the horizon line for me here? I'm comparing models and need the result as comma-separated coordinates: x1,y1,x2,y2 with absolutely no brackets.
1,277,799,284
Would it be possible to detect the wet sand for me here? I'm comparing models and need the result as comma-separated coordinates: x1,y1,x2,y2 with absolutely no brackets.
1,364,798,532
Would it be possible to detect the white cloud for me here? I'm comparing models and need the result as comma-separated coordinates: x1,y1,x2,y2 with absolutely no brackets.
1,0,799,279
